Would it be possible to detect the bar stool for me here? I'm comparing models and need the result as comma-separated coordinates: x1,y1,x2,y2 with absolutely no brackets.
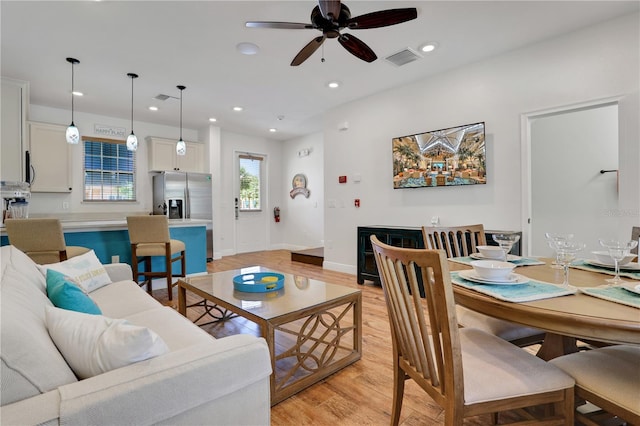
4,218,91,264
126,215,185,300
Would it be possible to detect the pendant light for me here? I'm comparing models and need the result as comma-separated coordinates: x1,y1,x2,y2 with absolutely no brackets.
126,73,139,151
176,85,186,156
65,57,80,144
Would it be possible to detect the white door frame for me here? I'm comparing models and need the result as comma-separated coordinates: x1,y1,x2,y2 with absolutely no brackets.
520,95,622,256
233,150,270,254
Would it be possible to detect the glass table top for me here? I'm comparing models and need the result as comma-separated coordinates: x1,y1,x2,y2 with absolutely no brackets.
182,266,360,321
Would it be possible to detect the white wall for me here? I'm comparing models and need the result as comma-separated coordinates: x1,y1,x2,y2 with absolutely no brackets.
281,132,324,250
322,13,640,274
27,104,199,215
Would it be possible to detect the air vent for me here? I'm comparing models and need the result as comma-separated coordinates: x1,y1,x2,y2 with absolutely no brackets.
385,47,422,67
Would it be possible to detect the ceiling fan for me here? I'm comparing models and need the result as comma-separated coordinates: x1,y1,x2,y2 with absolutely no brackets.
246,1,418,66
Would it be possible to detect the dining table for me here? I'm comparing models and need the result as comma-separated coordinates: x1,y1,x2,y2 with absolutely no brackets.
447,257,640,360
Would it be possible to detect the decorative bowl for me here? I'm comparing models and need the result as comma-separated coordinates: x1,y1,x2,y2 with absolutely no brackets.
470,260,516,281
476,245,505,260
591,251,635,266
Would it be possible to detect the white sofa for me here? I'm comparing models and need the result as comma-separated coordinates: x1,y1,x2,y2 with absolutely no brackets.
0,245,272,425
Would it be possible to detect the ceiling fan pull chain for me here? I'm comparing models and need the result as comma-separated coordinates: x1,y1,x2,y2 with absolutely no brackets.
321,43,325,63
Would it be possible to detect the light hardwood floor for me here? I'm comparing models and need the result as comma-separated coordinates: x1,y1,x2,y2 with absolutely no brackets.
155,250,551,425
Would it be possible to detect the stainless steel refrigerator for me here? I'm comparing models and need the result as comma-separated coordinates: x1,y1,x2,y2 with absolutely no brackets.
152,171,213,261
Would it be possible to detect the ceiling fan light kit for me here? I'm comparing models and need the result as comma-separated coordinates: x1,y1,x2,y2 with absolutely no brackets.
246,0,417,66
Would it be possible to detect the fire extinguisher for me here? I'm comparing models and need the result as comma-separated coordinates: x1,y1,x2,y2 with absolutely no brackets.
273,207,280,223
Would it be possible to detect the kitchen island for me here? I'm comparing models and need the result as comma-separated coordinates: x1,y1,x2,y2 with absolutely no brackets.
0,216,210,275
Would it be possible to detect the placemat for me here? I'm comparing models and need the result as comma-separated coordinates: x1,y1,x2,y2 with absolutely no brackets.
579,286,640,309
449,256,546,267
450,272,576,303
570,260,640,281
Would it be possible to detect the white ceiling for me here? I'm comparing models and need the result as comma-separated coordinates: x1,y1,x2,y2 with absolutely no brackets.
2,1,638,141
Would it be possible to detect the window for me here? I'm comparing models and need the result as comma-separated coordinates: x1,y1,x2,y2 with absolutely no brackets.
239,154,263,211
83,137,136,201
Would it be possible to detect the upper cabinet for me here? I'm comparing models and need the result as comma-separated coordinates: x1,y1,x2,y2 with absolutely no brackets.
28,121,72,192
146,136,205,173
1,78,28,182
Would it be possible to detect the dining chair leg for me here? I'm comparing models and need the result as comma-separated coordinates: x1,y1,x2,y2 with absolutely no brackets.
391,356,405,426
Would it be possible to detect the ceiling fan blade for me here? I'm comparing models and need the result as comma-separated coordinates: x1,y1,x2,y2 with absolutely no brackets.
338,33,377,63
291,35,326,66
347,8,418,29
318,0,341,20
246,21,313,30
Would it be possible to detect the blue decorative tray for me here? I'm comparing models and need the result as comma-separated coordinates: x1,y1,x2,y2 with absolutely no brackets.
233,272,285,293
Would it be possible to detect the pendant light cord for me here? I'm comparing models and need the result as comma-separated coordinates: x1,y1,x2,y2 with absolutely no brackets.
177,85,186,140
130,76,134,130
70,61,75,123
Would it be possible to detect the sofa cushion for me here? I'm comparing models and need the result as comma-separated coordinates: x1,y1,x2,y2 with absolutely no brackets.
46,269,102,315
46,306,170,379
39,250,111,293
123,306,216,350
90,280,162,318
1,246,78,406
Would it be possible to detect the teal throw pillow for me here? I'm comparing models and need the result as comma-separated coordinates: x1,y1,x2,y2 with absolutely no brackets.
46,269,102,315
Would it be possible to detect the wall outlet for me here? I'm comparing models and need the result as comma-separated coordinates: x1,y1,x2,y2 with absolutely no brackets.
111,255,120,263
62,202,69,210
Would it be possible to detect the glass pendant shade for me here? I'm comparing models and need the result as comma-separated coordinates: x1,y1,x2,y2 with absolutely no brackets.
176,139,186,156
66,123,80,144
126,73,139,151
66,57,80,145
126,132,138,151
176,85,186,156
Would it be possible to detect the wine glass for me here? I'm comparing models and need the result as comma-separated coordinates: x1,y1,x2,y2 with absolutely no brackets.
598,239,639,285
545,232,574,269
492,233,521,262
554,241,585,288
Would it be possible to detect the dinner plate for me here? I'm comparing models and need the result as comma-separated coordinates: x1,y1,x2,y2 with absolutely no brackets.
620,283,640,296
458,270,529,285
584,259,640,271
470,253,521,262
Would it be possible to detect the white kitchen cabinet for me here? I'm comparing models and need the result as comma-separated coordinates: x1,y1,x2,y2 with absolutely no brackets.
146,136,205,172
1,78,28,182
28,121,72,192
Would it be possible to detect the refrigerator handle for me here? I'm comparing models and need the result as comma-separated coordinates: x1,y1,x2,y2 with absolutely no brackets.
184,187,190,218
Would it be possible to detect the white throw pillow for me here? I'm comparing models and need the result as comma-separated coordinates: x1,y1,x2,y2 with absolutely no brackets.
39,250,111,293
45,306,169,379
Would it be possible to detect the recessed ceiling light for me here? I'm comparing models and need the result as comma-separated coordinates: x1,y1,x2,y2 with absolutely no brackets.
327,81,341,89
419,42,438,53
72,91,83,96
209,117,217,122
236,42,260,55
149,106,158,111
233,106,243,112
269,128,277,133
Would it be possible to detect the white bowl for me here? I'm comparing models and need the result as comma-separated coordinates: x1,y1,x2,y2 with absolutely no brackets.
591,251,635,266
470,260,516,281
476,245,505,260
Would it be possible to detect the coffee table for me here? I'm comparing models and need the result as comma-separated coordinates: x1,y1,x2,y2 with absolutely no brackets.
177,266,362,405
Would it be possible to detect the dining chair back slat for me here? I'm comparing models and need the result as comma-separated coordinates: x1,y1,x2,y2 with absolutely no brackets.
423,224,486,258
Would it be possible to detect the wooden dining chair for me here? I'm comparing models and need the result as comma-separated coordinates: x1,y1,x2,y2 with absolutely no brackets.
126,215,186,301
4,218,91,264
370,235,575,425
422,224,545,347
631,226,639,256
550,345,640,425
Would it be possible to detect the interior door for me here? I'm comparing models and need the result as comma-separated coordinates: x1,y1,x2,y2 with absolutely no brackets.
530,103,619,256
234,152,268,253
